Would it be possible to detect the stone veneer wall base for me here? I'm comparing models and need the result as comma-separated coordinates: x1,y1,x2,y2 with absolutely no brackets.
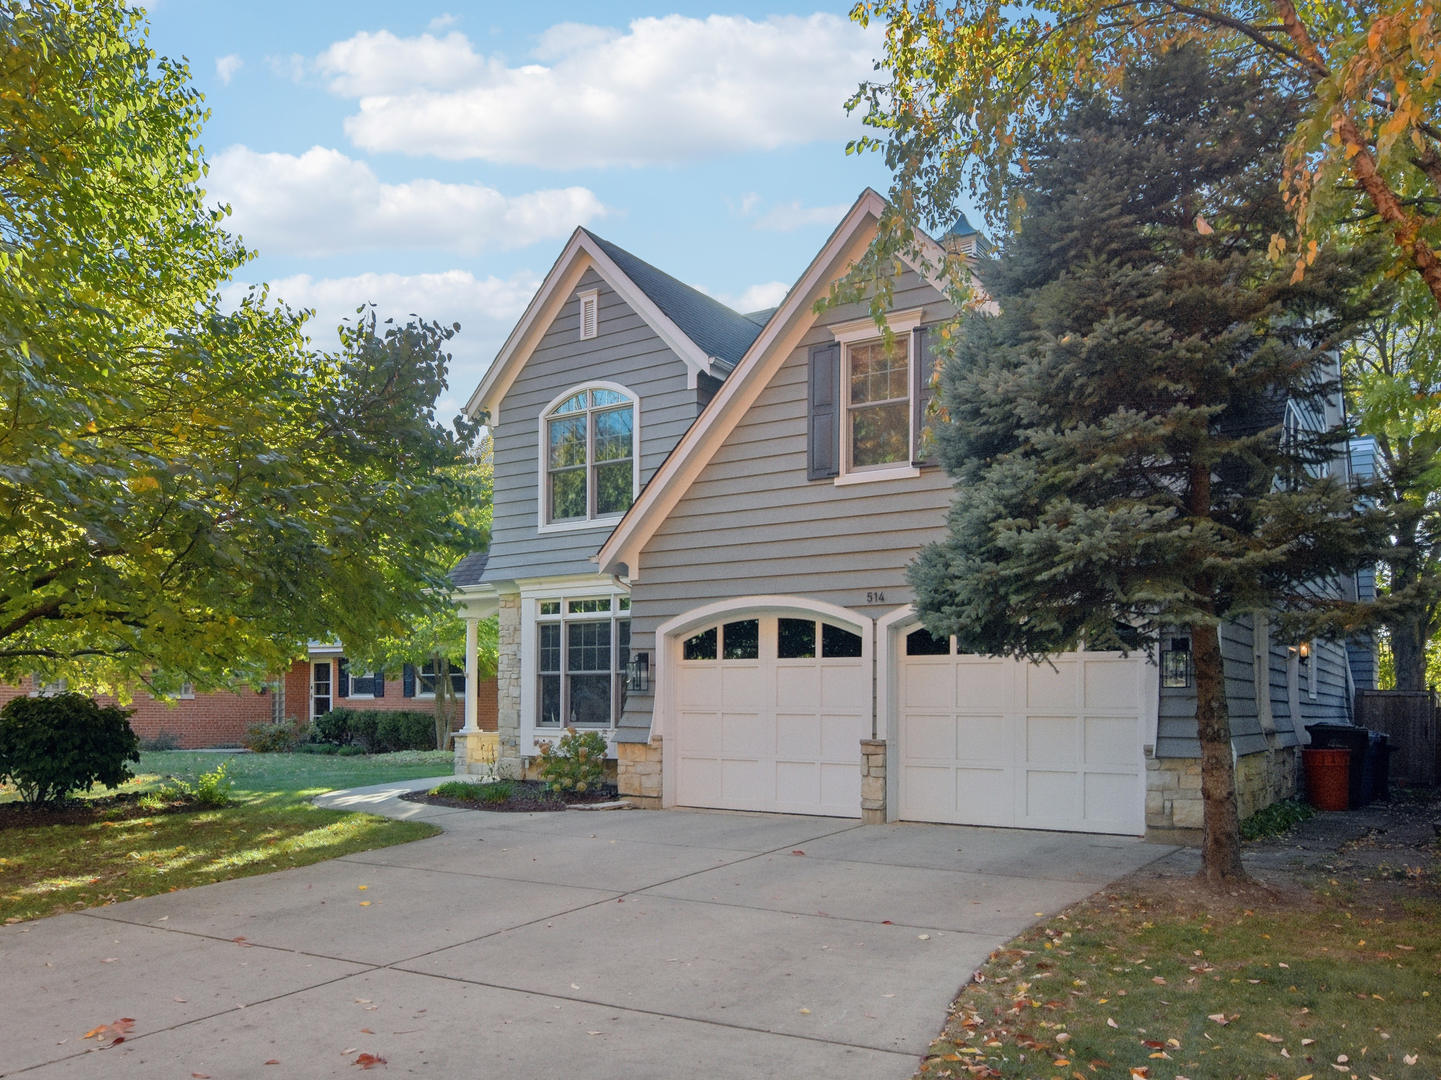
495,593,523,779
1145,744,1298,845
617,738,662,809
861,738,886,824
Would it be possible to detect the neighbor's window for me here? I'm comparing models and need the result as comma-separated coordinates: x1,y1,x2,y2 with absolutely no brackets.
545,387,635,523
419,659,466,697
847,337,910,469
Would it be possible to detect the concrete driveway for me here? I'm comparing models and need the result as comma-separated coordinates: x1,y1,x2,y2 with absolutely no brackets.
0,780,1170,1079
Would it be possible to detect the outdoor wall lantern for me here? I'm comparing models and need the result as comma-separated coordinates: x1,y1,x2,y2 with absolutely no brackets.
627,651,650,693
1161,636,1192,688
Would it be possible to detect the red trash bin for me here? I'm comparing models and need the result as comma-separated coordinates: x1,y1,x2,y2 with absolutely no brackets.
1303,747,1350,811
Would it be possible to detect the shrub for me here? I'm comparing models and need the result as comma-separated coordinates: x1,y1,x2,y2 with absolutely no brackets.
311,707,359,746
296,741,339,755
162,761,233,808
241,720,302,753
536,728,608,794
137,729,181,752
1241,797,1316,840
431,779,512,803
348,710,379,751
336,744,366,756
0,692,141,806
375,711,435,753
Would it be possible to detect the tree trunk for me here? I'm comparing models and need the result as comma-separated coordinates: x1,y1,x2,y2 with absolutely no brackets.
1391,619,1429,691
434,657,451,752
1192,621,1248,883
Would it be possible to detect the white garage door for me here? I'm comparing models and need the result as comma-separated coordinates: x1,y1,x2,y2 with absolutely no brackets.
673,615,868,817
898,628,1145,834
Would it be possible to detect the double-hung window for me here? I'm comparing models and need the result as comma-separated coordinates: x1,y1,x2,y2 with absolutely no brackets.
537,595,631,728
419,659,466,697
544,387,635,525
847,337,911,468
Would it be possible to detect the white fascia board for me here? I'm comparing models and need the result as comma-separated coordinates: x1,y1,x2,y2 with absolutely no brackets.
463,231,714,422
599,188,958,579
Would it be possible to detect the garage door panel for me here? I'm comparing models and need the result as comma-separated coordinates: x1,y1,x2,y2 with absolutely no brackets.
775,713,820,758
679,667,719,707
1083,771,1137,825
820,714,862,758
819,762,860,809
1025,715,1078,763
904,714,956,760
774,666,820,709
957,662,1009,710
677,712,720,754
1084,716,1137,764
678,756,722,805
904,663,953,709
721,712,765,756
1026,661,1078,711
955,768,1013,826
721,758,765,804
1085,661,1137,709
902,765,955,816
955,714,1008,761
721,667,763,708
775,760,818,806
1022,769,1080,822
820,665,867,708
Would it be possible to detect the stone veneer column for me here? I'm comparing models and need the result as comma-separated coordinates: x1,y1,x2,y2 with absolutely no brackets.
1145,747,1299,841
495,593,523,779
616,738,663,809
861,739,886,824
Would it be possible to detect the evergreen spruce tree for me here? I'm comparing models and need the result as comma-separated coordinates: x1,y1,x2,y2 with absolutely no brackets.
910,48,1385,883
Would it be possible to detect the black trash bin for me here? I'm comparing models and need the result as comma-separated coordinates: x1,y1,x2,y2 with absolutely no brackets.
1305,723,1374,809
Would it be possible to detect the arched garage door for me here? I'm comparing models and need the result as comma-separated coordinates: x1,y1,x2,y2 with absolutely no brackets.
898,627,1146,835
673,614,867,817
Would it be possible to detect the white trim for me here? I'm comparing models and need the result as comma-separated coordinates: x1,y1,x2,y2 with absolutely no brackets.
833,466,920,487
464,230,714,421
828,307,925,344
596,189,953,579
655,595,875,809
577,288,599,340
536,380,641,535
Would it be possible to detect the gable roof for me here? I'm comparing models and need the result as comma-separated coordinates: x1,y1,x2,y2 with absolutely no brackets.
583,231,764,367
448,550,490,588
463,229,761,422
595,188,952,580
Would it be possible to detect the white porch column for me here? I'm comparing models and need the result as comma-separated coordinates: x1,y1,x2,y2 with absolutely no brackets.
463,617,479,732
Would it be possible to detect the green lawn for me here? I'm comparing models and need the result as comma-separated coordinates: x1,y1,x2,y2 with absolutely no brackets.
0,750,453,925
914,888,1440,1080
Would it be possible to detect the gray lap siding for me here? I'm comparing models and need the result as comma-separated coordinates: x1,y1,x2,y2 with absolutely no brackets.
485,268,701,581
626,271,956,733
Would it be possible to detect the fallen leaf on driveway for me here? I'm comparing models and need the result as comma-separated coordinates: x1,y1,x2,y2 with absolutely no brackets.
264,1060,280,1065
792,850,805,856
587,1030,602,1035
918,934,931,940
192,1074,210,1078
342,1048,357,1054
101,958,117,963
360,1028,373,1034
354,1053,386,1069
232,937,251,948
799,1008,811,1015
359,901,371,907
82,1019,133,1047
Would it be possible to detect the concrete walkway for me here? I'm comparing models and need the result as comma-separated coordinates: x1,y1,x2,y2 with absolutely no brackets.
0,779,1171,1079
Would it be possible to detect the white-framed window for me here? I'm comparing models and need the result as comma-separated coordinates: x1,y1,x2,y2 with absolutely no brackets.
32,677,68,697
578,288,599,340
539,383,638,530
536,594,631,728
419,659,466,698
828,308,924,483
347,668,381,698
178,682,195,700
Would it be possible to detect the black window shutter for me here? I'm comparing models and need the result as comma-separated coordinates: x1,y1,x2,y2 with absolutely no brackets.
337,658,350,698
402,664,416,698
912,326,937,467
373,668,385,698
807,342,841,480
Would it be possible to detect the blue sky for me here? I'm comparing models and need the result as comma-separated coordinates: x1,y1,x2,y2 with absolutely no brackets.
143,2,976,414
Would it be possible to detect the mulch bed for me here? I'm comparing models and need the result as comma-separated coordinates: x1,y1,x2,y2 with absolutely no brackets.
0,791,201,830
401,780,621,814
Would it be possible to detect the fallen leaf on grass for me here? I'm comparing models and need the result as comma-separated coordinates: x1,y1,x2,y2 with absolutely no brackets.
1404,1054,1419,1065
1129,1068,1149,1079
1208,1014,1230,1026
1055,1032,1071,1044
1302,1039,1316,1046
354,1053,386,1069
1107,1018,1119,1028
1258,1034,1284,1044
1152,976,1166,984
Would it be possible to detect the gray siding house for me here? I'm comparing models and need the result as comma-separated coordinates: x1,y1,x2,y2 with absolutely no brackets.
449,189,1362,839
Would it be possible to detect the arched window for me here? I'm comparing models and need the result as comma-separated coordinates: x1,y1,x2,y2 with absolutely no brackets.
542,385,636,525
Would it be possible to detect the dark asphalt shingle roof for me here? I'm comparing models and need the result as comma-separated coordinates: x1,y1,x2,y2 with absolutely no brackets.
449,551,489,588
583,230,766,366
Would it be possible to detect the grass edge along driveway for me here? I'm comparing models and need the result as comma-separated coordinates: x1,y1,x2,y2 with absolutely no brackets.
0,751,449,925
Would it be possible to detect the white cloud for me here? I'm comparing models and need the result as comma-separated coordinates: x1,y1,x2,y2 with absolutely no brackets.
267,53,306,82
208,145,607,257
752,200,850,232
226,269,542,418
428,13,458,31
215,54,243,85
693,280,790,313
315,14,880,167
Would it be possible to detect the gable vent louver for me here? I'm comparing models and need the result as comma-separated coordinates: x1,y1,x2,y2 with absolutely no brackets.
579,289,599,340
